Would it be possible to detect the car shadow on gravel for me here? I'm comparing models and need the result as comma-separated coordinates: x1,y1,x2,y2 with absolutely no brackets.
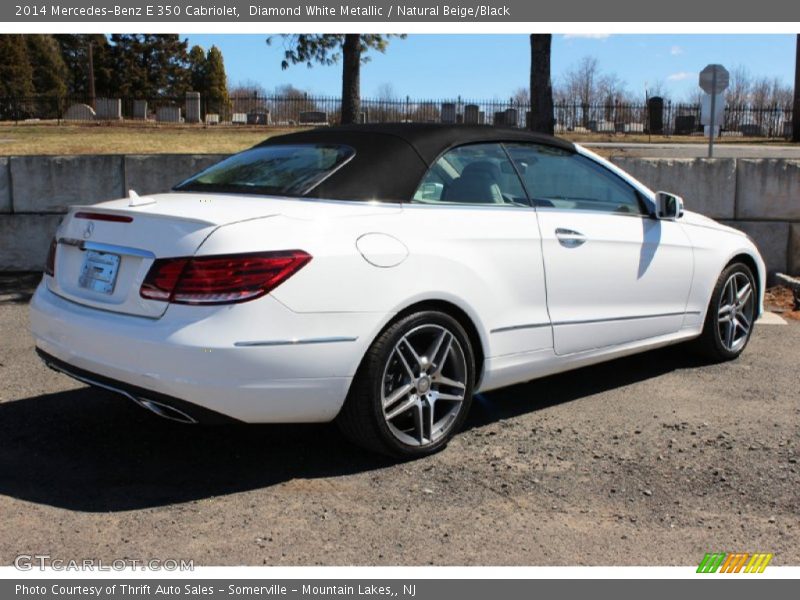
0,273,40,304
465,344,707,430
0,344,708,512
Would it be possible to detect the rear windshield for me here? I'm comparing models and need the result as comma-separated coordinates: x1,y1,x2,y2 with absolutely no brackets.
174,144,355,196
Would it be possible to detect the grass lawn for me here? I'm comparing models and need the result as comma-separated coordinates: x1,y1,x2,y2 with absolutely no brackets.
0,121,791,156
0,122,296,155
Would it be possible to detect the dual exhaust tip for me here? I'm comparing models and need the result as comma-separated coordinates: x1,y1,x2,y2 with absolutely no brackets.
41,356,198,425
130,396,197,424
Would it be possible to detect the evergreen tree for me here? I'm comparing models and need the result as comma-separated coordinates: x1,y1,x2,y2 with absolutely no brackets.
26,35,68,96
54,34,112,97
204,46,230,115
109,34,190,97
188,45,207,93
0,35,34,97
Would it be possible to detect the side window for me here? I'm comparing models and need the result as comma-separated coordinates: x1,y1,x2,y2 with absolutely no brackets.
504,143,646,215
412,143,527,206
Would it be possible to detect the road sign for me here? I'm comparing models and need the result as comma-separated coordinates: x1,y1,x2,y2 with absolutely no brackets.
701,93,725,126
699,64,729,157
699,64,730,95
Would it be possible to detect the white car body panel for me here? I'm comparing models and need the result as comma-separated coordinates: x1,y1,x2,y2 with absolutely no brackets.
29,140,766,424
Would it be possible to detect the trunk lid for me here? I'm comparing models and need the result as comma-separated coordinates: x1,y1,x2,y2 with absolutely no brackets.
48,192,400,318
49,193,282,318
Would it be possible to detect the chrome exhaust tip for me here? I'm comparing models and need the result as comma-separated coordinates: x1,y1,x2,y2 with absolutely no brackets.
133,397,198,424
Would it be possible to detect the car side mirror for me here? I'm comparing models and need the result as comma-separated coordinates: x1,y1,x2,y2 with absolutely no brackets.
655,191,684,220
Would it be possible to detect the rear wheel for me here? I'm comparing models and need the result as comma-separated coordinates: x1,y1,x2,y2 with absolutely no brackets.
336,311,475,458
694,262,757,361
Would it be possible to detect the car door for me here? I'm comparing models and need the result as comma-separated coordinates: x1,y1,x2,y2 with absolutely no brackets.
408,143,553,361
505,143,693,355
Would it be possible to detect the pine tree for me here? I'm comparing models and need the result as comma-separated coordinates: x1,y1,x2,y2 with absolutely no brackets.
204,46,230,116
26,35,68,96
109,34,190,98
188,45,207,93
54,34,112,97
0,35,34,97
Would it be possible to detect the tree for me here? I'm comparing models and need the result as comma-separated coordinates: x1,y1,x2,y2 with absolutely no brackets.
204,46,230,116
54,34,113,97
271,83,318,123
187,45,207,93
185,45,229,117
26,35,68,96
230,80,268,116
529,34,553,134
269,34,404,124
794,34,800,143
512,86,530,106
0,35,34,97
726,65,752,108
109,34,190,97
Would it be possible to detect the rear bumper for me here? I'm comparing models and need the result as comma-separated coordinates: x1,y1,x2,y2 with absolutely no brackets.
37,348,240,424
30,282,387,423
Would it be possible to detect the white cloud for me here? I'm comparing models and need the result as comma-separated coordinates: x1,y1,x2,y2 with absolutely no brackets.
562,34,611,40
670,45,684,56
667,71,695,81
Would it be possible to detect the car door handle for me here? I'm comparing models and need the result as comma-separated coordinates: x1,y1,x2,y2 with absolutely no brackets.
555,228,587,248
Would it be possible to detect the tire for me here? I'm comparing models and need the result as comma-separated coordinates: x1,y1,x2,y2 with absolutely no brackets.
694,262,757,362
336,310,476,458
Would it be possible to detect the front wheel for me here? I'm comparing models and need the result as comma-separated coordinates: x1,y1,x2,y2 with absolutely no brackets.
694,262,757,361
336,311,475,458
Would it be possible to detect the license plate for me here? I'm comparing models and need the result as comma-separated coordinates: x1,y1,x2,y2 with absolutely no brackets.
78,250,120,295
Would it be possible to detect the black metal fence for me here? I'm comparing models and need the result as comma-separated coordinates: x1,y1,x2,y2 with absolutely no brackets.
0,94,793,138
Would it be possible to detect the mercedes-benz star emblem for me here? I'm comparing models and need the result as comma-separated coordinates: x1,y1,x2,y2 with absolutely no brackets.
83,221,94,239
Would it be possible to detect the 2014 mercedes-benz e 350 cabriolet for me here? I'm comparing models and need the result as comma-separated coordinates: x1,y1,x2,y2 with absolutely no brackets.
30,124,765,457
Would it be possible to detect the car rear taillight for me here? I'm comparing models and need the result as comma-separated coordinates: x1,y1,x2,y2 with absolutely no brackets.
44,238,57,276
140,251,311,305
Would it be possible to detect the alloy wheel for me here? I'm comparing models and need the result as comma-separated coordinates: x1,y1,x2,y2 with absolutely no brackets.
717,271,755,353
380,324,468,447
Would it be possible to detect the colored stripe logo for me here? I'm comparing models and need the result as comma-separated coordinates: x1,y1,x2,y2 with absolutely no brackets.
697,552,773,573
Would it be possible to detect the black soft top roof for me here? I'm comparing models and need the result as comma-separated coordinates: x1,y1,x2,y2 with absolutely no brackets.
256,124,575,202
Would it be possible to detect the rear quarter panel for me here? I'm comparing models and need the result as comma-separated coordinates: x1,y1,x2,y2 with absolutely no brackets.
199,205,553,362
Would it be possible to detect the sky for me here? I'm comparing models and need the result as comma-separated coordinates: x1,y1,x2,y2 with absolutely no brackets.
181,34,794,101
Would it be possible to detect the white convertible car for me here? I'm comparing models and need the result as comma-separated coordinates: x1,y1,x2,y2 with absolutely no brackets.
30,124,765,457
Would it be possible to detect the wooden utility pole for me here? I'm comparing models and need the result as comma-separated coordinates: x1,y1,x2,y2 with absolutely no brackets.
88,40,96,109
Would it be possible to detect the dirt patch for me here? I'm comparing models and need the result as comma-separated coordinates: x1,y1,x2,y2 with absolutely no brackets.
765,285,800,320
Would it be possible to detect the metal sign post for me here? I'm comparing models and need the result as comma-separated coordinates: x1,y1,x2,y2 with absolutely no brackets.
708,70,717,158
699,64,730,158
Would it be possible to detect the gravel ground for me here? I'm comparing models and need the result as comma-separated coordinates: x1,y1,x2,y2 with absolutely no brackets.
0,284,797,566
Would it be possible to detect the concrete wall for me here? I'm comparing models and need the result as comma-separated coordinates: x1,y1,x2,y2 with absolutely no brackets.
0,154,798,277
610,157,737,220
609,157,800,277
0,154,227,271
